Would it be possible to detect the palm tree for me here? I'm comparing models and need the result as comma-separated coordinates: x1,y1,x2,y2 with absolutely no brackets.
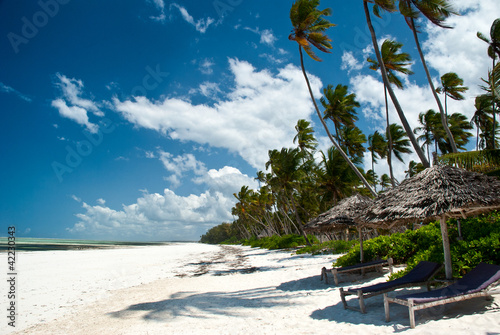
363,0,430,168
436,72,469,120
405,160,420,178
472,95,494,150
266,148,311,244
470,94,491,150
290,0,376,196
317,147,359,204
399,0,459,153
444,113,473,153
320,84,359,142
414,109,438,163
367,131,387,189
293,119,318,158
478,18,500,149
367,38,413,186
479,64,500,149
386,123,412,186
380,173,391,191
339,126,367,161
366,169,379,192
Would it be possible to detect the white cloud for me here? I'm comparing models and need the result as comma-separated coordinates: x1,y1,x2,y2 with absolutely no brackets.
260,29,276,46
199,58,214,75
170,3,215,33
97,198,106,205
149,0,166,21
51,74,103,133
66,164,258,241
244,27,277,47
422,0,500,106
198,82,221,99
51,99,99,133
0,82,32,102
113,58,322,170
54,73,102,116
341,51,364,73
159,152,207,182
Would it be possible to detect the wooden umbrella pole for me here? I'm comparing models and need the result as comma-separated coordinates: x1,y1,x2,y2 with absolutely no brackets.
440,216,453,279
359,228,364,263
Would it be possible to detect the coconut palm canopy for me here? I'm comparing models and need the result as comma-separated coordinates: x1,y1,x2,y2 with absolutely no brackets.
360,164,500,228
305,194,372,232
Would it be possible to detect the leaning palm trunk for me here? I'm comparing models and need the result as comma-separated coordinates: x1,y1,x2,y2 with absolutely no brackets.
410,17,458,154
384,86,396,187
285,192,312,246
364,2,430,168
492,58,497,149
298,46,377,196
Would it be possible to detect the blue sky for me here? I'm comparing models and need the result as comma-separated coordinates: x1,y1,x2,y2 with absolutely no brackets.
1,0,498,241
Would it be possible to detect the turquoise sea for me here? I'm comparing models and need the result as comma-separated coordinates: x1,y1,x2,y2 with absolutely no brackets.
0,237,169,252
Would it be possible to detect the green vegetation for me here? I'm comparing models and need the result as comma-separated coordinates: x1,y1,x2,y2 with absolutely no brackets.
199,6,499,265
201,212,500,282
240,234,319,250
199,223,239,245
295,239,358,255
334,211,500,279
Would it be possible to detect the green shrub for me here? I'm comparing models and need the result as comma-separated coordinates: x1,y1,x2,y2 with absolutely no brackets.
333,212,500,280
296,239,358,255
240,234,318,250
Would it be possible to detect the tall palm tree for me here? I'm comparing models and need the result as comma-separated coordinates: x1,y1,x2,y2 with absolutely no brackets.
367,131,387,188
479,64,500,149
266,147,311,244
470,94,491,150
380,173,391,191
290,0,376,196
339,126,367,161
293,119,318,158
472,95,494,150
444,113,473,153
320,84,359,142
436,72,468,119
414,109,438,163
399,0,459,153
478,18,500,149
317,147,359,205
386,123,412,186
367,38,413,186
363,0,430,168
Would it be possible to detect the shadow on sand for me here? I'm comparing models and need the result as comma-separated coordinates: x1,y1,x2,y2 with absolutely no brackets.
108,286,302,322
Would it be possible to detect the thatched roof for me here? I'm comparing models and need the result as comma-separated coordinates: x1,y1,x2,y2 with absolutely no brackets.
304,194,373,233
360,165,500,228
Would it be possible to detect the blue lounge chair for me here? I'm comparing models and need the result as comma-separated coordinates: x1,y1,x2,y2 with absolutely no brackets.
384,262,500,328
340,261,442,313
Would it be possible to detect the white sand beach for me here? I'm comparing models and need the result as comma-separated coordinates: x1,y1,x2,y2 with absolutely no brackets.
2,243,499,335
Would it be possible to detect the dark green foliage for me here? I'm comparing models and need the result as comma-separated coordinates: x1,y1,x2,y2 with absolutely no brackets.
240,234,319,250
200,223,240,244
333,211,500,280
296,239,358,255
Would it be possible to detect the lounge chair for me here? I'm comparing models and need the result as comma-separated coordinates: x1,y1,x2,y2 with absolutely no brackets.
340,261,442,313
384,262,500,328
321,258,393,285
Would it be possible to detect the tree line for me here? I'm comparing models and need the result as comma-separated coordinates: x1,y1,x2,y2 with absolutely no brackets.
200,1,500,244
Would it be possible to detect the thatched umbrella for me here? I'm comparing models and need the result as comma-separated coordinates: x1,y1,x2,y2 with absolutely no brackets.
304,194,373,262
360,165,500,279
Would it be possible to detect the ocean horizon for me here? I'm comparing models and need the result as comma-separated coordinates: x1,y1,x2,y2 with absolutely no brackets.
0,237,196,252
